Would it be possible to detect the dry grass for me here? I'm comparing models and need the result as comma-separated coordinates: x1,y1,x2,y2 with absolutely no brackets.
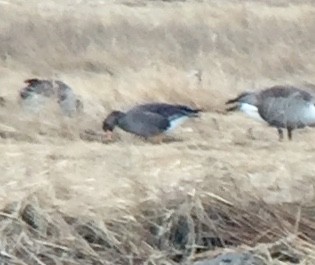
0,0,315,264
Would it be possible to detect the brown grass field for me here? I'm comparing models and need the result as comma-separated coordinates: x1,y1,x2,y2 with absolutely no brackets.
1,0,315,264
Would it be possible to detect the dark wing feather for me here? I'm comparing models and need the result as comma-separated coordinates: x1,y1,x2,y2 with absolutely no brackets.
24,78,41,85
261,86,313,101
133,103,201,120
225,92,252,105
119,110,170,137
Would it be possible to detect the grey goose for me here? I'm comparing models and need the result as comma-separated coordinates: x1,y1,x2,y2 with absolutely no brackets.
20,78,83,116
102,103,203,142
226,85,315,140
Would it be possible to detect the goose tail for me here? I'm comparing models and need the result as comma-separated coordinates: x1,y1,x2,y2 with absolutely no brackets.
182,106,204,117
225,96,241,105
225,105,239,112
225,95,244,112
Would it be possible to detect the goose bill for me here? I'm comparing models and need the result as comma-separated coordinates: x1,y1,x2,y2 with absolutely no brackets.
104,131,113,141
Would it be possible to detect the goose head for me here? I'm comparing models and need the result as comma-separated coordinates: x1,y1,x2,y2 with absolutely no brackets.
102,111,126,132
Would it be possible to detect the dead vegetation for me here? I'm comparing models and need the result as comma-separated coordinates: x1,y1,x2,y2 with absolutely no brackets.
1,187,315,264
0,0,315,264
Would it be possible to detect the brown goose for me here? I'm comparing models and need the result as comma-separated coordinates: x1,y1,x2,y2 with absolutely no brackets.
226,85,315,140
102,103,203,141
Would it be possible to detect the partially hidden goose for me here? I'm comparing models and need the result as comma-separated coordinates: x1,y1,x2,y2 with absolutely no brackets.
56,80,84,116
102,103,203,142
20,78,83,116
20,78,55,97
225,85,315,140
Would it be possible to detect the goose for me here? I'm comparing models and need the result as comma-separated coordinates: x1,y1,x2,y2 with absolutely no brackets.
20,78,55,98
19,78,55,113
102,103,203,142
225,85,315,140
19,78,83,116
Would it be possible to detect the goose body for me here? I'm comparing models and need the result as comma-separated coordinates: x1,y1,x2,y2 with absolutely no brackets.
20,79,55,99
226,86,315,140
19,78,83,116
102,103,202,140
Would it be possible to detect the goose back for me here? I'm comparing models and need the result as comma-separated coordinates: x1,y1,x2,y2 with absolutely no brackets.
258,86,315,129
132,103,201,121
20,79,55,99
118,110,170,138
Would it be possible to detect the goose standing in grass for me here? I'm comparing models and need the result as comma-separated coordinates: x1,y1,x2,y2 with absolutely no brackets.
226,85,315,140
20,78,56,113
102,103,203,142
20,78,55,98
19,78,83,116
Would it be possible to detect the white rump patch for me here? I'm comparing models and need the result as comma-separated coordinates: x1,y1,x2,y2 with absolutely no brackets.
165,116,189,133
302,103,315,125
239,103,265,123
